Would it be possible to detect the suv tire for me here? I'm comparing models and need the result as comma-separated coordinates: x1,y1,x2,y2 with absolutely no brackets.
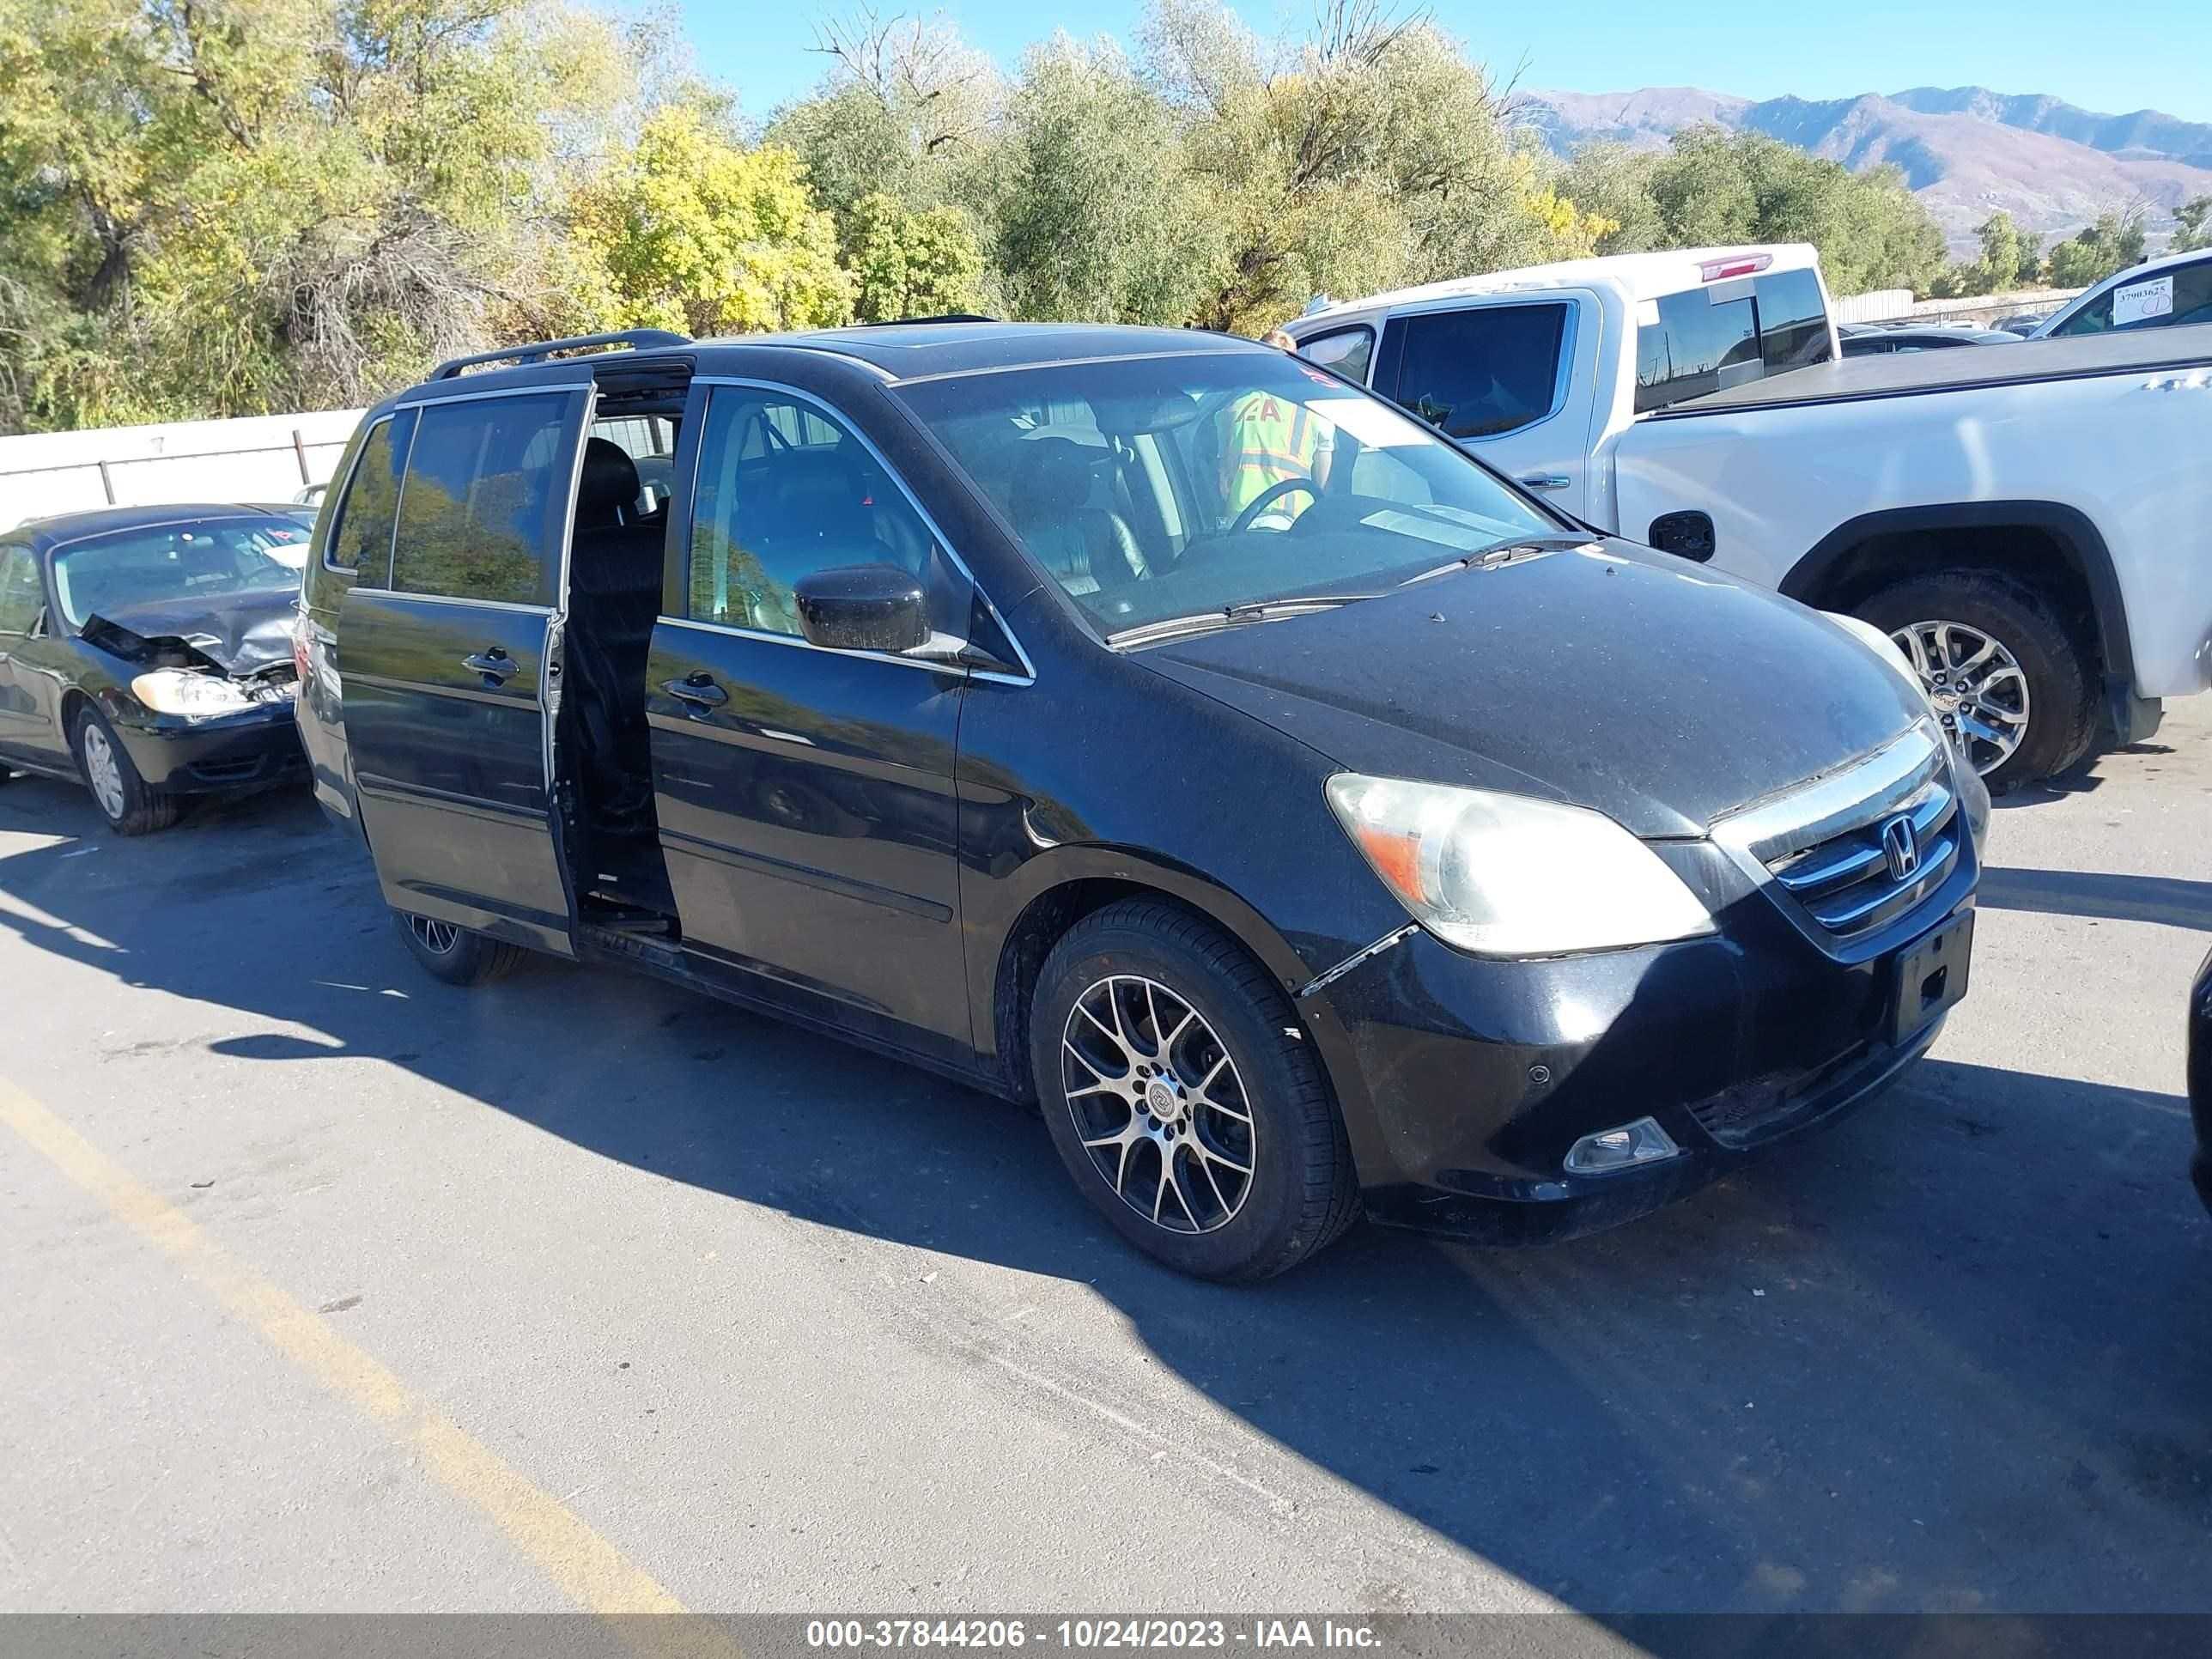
392,910,529,986
1856,571,2095,792
73,706,182,836
1030,899,1359,1280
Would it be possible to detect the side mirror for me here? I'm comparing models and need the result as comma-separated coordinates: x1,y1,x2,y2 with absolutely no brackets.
793,563,930,655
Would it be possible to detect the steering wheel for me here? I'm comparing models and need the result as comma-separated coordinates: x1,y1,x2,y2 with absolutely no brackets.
1229,477,1320,534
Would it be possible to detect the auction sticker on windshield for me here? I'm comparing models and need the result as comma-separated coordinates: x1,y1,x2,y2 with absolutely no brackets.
2112,275,2174,327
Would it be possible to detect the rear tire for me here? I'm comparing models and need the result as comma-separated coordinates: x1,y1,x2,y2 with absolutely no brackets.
1854,571,2096,792
1030,899,1359,1281
73,707,182,836
392,910,529,986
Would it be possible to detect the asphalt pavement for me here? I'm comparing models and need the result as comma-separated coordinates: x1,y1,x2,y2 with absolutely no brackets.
2,705,2207,1623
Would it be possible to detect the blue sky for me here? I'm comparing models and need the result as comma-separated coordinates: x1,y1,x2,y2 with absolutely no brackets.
692,0,2212,126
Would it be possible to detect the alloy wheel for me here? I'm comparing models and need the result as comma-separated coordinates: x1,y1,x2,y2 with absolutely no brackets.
1060,974,1255,1235
408,915,461,955
80,725,126,821
1889,619,2030,776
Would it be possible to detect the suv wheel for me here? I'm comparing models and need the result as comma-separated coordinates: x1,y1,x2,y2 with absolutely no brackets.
1030,899,1359,1281
1855,572,2095,792
73,707,181,835
392,910,529,986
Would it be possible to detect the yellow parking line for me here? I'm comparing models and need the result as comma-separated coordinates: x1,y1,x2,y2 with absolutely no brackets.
1,1075,737,1654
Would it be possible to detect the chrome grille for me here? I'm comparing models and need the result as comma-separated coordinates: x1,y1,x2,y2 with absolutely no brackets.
1765,775,1958,936
1712,723,1963,946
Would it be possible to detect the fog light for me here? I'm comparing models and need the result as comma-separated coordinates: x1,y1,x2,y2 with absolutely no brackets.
1564,1116,1680,1176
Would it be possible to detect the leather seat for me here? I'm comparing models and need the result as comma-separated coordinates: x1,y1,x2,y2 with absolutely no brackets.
1009,438,1146,597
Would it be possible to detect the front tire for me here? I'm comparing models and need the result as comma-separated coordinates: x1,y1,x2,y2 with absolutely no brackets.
392,910,529,986
1030,899,1359,1281
1855,572,2095,792
74,707,181,836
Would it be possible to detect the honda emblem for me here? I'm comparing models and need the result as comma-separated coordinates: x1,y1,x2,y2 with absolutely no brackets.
1881,814,1921,882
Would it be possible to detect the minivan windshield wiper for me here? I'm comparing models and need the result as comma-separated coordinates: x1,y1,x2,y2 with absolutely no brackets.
1398,534,1598,587
1106,592,1383,649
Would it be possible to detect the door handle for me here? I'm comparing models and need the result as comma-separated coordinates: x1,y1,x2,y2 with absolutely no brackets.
463,648,516,683
1519,473,1572,491
662,671,729,711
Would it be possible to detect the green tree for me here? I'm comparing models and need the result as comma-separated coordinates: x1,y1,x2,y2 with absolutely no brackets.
844,191,983,321
566,106,854,334
981,37,1226,325
2046,205,2150,288
2170,194,2212,254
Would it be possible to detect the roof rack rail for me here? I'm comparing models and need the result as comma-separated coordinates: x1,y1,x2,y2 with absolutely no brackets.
428,328,690,381
856,313,996,327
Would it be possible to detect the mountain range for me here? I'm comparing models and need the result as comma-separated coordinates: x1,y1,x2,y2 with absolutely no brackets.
1523,86,2212,258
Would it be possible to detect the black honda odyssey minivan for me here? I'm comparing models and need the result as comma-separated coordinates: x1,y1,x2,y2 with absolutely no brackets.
296,321,1984,1279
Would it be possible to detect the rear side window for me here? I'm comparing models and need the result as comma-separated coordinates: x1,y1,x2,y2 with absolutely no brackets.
1297,326,1375,385
1389,305,1568,438
1753,269,1833,371
1637,290,1760,413
324,411,414,581
392,393,571,605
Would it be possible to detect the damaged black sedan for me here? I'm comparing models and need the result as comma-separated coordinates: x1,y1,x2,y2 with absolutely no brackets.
0,506,308,834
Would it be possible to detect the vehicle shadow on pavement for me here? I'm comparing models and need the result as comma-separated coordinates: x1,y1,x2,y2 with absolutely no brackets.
1978,866,2212,930
3,778,2209,1620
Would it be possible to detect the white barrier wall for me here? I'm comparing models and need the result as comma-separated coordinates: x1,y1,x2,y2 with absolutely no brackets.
0,407,367,530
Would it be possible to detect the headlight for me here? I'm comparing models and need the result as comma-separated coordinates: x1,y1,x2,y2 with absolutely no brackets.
131,669,253,720
1827,611,1930,707
1324,774,1715,957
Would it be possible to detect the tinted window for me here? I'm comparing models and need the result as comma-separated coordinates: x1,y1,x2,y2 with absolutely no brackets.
1298,326,1375,385
0,547,41,634
1391,305,1567,438
1753,268,1833,372
685,390,940,637
51,520,300,629
325,412,412,581
897,352,1555,636
392,394,569,604
1637,290,1761,412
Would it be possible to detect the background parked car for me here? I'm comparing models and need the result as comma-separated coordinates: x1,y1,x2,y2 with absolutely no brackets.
1994,313,2052,336
1838,322,2018,356
0,506,307,833
2030,248,2212,339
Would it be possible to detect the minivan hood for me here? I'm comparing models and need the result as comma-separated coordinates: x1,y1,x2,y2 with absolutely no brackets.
1138,542,1926,839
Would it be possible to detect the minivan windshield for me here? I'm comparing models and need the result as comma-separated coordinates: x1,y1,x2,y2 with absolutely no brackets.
895,351,1559,639
52,517,303,629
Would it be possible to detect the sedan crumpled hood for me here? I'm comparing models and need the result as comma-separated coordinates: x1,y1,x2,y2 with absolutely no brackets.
1138,541,1927,839
81,589,297,678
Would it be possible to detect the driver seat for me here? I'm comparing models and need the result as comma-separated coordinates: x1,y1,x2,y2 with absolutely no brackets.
1009,438,1146,596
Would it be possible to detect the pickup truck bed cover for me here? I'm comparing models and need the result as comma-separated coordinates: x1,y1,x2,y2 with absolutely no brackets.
1658,327,2212,417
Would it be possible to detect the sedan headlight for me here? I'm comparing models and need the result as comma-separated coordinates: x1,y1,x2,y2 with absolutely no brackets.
131,669,253,720
1325,774,1714,957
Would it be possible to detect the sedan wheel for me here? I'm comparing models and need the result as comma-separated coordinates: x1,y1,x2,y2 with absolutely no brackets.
1889,618,2030,777
71,707,181,836
80,723,128,821
1061,974,1256,1235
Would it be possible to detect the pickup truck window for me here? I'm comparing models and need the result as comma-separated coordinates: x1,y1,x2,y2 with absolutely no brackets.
1754,269,1834,371
1389,304,1567,439
1297,326,1375,385
1637,291,1761,413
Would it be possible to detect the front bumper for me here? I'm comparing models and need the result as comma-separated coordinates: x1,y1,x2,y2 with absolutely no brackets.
1302,835,1978,1244
109,698,306,793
